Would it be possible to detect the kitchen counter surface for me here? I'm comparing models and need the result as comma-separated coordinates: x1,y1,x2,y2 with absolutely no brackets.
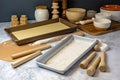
0,21,120,80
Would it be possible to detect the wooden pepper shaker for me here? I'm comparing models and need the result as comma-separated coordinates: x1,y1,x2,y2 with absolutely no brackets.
20,15,28,25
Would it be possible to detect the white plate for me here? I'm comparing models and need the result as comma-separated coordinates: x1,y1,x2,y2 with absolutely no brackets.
36,35,98,74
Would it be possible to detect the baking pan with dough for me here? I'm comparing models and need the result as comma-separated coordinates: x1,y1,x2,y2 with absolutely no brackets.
5,18,77,45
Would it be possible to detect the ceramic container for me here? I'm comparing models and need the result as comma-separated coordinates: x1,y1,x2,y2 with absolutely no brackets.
100,4,120,22
35,6,49,22
95,12,112,20
93,18,111,31
87,10,96,18
66,8,86,22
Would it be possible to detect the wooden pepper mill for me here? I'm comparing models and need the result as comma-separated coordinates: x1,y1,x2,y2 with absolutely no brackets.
11,15,19,27
62,0,67,19
52,0,59,19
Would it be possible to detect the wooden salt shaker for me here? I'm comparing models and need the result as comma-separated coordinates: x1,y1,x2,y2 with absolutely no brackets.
11,15,19,27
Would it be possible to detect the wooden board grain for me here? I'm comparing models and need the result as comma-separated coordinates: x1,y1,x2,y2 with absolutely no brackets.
0,40,50,62
79,21,120,35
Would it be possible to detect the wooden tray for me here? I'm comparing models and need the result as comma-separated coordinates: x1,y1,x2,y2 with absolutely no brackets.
5,18,77,45
79,21,120,35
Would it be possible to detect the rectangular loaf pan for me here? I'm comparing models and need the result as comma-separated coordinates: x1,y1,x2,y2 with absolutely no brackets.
36,35,98,74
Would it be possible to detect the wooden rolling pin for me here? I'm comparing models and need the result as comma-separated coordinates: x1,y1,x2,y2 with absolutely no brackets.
45,31,84,43
32,31,84,45
99,51,107,72
12,50,41,68
80,51,96,69
87,56,101,76
12,44,51,59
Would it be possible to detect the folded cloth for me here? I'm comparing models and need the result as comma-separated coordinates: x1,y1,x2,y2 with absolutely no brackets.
98,40,109,51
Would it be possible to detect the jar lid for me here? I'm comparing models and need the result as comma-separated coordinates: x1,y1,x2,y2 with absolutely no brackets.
36,6,47,9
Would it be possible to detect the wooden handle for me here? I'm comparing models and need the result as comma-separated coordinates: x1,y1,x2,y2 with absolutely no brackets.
62,0,67,9
44,36,65,43
75,19,93,25
62,0,67,18
87,56,101,76
99,51,107,72
12,44,51,59
94,44,100,51
80,51,96,69
12,50,41,68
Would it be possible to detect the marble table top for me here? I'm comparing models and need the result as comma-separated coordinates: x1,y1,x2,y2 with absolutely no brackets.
0,21,120,80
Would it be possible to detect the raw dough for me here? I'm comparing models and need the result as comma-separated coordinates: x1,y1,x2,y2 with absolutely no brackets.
45,40,92,71
12,22,69,40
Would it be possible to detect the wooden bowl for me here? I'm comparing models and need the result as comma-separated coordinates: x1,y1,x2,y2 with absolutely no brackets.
66,8,86,22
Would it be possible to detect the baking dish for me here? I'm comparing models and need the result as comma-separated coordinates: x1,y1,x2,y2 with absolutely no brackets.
36,35,98,74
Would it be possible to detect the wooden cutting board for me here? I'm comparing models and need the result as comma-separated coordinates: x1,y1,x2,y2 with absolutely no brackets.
0,40,50,62
79,21,120,35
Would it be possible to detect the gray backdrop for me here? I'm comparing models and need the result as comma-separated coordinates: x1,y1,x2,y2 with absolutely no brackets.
0,0,120,22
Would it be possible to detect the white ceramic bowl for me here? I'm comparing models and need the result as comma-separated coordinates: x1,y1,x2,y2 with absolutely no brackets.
93,18,111,30
95,12,112,20
100,4,120,22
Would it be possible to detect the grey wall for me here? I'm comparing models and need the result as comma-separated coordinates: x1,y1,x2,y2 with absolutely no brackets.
0,0,120,22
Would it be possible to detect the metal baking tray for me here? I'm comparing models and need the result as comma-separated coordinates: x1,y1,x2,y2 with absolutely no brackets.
36,35,98,74
5,18,77,45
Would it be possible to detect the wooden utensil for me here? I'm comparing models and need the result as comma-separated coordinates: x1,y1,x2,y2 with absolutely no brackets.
12,44,51,59
12,50,41,68
80,51,96,69
32,31,84,45
87,56,101,76
45,31,82,43
99,51,107,72
94,44,100,51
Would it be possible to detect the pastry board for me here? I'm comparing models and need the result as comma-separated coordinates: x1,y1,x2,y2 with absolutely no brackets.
79,21,120,35
5,18,77,45
36,35,98,74
0,40,50,62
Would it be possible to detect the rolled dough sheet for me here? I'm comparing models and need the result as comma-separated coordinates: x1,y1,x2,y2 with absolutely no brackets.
12,22,70,40
45,40,91,71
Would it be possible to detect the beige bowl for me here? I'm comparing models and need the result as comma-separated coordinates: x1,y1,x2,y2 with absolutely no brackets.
66,8,86,22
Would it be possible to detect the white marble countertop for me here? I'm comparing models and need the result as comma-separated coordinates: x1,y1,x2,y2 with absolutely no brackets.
0,21,120,80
